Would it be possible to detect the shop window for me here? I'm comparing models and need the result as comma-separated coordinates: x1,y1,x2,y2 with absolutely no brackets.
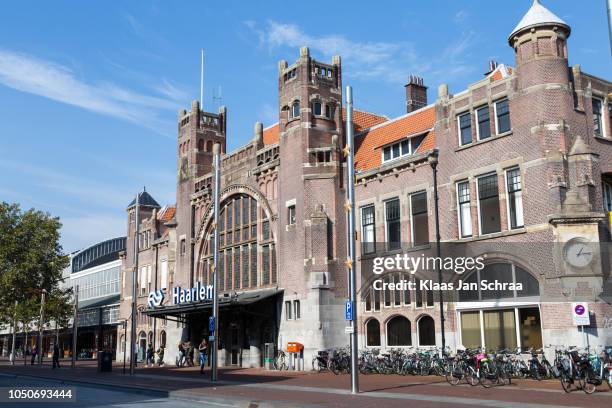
495,99,511,134
506,167,524,229
476,105,491,140
417,315,435,346
477,173,501,234
484,309,516,350
387,316,411,346
519,307,543,350
460,311,481,349
410,192,428,245
457,181,472,238
385,199,401,250
361,206,376,255
366,319,381,347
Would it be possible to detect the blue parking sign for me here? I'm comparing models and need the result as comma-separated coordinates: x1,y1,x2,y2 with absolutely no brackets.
209,316,216,332
345,301,354,321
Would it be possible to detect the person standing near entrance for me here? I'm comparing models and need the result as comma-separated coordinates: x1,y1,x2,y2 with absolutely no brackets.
198,338,208,374
52,343,60,369
146,344,154,367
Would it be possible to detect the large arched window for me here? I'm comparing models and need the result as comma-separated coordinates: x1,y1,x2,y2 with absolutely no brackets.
458,262,539,301
366,319,380,347
202,194,276,290
417,315,435,346
386,316,411,346
159,331,166,348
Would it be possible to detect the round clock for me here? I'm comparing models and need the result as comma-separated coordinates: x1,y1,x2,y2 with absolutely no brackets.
563,238,594,268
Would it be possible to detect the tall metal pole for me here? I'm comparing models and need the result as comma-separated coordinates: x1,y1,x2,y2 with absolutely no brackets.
345,86,359,394
430,156,445,352
38,289,46,365
211,143,221,382
71,285,79,368
130,192,141,375
10,300,17,365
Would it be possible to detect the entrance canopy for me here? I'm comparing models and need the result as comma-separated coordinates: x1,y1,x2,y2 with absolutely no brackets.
143,288,282,319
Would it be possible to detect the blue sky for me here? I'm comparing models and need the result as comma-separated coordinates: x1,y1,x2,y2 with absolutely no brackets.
0,1,609,253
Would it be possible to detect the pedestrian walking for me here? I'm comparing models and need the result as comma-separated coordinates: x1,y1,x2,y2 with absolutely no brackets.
30,346,37,365
52,343,60,369
198,338,208,374
187,341,195,367
176,341,185,367
156,346,165,367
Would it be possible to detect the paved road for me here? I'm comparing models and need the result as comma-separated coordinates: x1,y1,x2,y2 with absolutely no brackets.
0,376,227,408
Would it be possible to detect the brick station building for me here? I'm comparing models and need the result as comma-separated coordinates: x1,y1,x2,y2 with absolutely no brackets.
116,0,611,367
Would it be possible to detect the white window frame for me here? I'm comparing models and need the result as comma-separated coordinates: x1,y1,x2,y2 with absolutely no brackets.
475,172,500,236
457,112,472,146
456,180,472,238
592,96,605,137
475,105,490,141
493,98,511,135
504,167,524,230
361,205,376,255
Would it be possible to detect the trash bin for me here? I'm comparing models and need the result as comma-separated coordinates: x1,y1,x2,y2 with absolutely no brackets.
98,351,112,372
264,343,275,370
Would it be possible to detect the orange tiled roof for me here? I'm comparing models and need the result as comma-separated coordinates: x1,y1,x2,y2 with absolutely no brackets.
261,109,387,145
157,206,176,223
354,105,436,171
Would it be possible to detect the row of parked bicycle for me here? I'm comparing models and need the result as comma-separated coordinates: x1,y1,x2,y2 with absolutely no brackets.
307,345,612,394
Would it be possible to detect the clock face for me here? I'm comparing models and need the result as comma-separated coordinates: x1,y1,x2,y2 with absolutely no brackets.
563,239,594,268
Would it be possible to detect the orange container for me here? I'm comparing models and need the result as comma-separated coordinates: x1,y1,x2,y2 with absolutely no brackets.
286,342,303,353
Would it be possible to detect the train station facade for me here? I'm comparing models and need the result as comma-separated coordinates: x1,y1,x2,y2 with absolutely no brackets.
116,1,612,368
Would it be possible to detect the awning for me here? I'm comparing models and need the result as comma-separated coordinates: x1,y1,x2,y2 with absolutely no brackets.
143,287,282,318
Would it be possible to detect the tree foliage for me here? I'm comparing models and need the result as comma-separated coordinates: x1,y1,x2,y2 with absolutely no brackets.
0,202,71,328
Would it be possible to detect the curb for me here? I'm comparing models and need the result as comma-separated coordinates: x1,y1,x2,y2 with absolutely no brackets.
0,372,312,408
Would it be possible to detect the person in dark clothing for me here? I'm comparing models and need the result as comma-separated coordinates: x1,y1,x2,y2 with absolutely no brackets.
52,344,60,369
187,342,195,367
146,344,154,367
31,346,37,365
198,339,208,374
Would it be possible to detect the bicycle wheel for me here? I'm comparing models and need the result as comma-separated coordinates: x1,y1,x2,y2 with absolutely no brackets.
446,362,463,386
329,359,340,375
480,364,497,388
581,369,597,395
560,372,573,393
466,366,479,386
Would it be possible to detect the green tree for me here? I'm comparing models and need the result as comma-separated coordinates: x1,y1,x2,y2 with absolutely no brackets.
0,202,70,329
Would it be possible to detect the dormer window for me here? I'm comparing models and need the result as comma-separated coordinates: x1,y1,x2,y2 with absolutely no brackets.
291,101,300,119
381,133,427,163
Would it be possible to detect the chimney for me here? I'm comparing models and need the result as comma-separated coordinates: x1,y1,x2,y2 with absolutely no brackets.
404,75,427,113
484,60,498,76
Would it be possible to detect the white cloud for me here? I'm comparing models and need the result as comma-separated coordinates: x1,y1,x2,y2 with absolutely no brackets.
0,48,176,137
454,10,468,23
246,21,477,85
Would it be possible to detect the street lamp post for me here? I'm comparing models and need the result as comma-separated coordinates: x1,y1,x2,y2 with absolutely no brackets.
10,300,17,365
130,192,141,375
71,285,79,368
429,155,445,351
38,289,46,365
211,143,221,382
345,86,359,394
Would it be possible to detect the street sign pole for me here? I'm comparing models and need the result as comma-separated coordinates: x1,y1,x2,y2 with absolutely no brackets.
211,143,221,382
344,86,359,394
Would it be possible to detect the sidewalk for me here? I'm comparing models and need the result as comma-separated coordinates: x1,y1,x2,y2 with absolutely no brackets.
0,359,610,408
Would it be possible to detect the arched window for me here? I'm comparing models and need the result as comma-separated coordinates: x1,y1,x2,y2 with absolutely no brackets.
291,101,300,119
160,331,166,348
148,331,153,344
458,262,540,301
313,101,322,116
386,316,411,346
206,140,213,152
366,319,380,347
417,315,435,346
120,335,125,353
198,139,204,151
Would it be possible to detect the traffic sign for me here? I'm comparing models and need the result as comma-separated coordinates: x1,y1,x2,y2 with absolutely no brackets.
572,302,590,326
209,316,216,332
345,300,354,321
345,326,354,334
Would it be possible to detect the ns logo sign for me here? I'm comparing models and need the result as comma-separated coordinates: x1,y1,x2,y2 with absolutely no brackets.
147,289,165,308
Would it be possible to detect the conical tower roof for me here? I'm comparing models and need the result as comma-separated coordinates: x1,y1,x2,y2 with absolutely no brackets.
509,0,570,43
